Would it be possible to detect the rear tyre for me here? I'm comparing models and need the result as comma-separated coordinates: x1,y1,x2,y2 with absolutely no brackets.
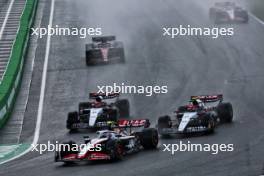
140,128,159,149
217,102,233,123
119,48,125,63
157,116,172,137
209,8,215,21
243,13,249,23
115,99,130,118
85,44,93,66
107,109,118,122
66,111,79,131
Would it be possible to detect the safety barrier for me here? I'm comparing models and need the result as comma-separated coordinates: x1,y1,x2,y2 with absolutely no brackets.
0,0,38,128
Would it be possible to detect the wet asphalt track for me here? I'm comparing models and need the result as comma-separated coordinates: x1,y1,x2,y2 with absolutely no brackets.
1,0,264,175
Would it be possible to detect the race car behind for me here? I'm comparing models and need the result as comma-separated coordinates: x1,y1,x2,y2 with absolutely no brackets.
67,93,130,132
55,119,158,164
157,94,233,137
209,2,249,24
85,36,125,65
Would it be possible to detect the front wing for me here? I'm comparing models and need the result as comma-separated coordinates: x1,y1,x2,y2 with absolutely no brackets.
160,126,210,135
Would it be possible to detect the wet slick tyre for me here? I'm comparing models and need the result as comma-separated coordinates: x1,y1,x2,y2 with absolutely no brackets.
140,128,159,149
115,99,130,118
157,116,171,137
55,141,78,164
66,111,79,130
217,102,233,123
206,117,215,134
79,102,92,115
106,140,124,161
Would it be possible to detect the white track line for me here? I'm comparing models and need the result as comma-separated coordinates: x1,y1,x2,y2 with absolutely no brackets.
0,0,15,40
249,12,264,26
0,0,55,165
33,0,54,145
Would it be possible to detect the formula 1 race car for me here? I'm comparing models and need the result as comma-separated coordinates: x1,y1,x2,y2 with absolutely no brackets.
66,93,130,131
157,94,233,137
55,119,158,164
85,36,125,65
209,2,249,24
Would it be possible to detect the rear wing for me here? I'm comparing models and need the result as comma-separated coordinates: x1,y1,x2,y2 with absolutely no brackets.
92,36,116,43
89,92,119,99
117,119,150,128
190,94,223,103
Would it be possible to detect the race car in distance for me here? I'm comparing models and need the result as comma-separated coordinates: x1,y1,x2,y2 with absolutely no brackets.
157,94,233,137
66,93,130,132
55,119,158,164
85,36,125,65
209,2,249,24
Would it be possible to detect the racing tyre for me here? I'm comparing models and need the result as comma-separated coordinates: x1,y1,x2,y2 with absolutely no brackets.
217,102,233,123
115,42,125,63
214,12,223,24
56,141,78,164
243,13,249,23
66,111,79,130
119,48,125,63
107,109,118,122
79,102,92,115
157,116,172,137
206,117,215,134
209,8,216,21
115,99,130,118
106,140,124,161
85,44,93,66
140,128,159,149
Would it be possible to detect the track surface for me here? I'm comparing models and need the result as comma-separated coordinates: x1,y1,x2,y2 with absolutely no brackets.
1,0,264,175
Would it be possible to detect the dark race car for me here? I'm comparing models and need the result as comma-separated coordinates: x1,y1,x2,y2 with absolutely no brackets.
55,119,158,164
67,93,130,132
209,2,249,24
157,94,233,137
85,36,125,65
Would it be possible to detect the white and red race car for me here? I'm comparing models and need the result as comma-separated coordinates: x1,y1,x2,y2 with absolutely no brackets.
85,36,125,65
55,119,158,164
209,2,249,24
67,92,129,132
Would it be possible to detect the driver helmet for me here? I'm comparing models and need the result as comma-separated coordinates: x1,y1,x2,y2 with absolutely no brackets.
95,96,103,102
84,136,91,144
192,99,204,107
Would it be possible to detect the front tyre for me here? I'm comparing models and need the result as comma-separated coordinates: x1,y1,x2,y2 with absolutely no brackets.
106,140,124,161
157,116,172,137
55,141,78,164
207,118,215,134
66,111,79,131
